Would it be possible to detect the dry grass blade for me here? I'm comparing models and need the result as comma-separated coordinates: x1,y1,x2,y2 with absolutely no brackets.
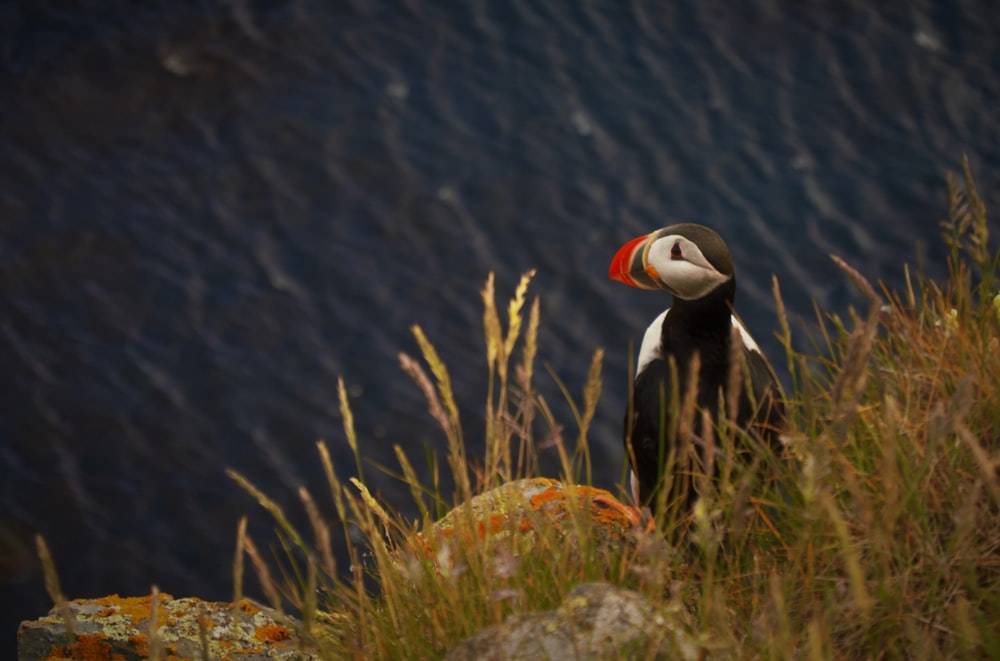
242,533,284,614
148,585,165,661
411,325,462,435
411,324,468,499
479,271,539,486
818,492,872,617
698,407,715,501
233,517,247,629
481,272,503,482
677,351,701,469
393,444,432,523
299,486,336,578
197,602,211,661
576,348,604,484
956,425,1000,507
830,254,881,305
957,154,990,268
826,314,878,440
482,272,502,369
36,534,74,643
301,557,318,647
349,477,395,533
227,469,307,551
338,377,363,483
502,269,536,374
580,348,603,435
824,257,883,442
522,297,540,390
399,352,451,436
316,440,348,525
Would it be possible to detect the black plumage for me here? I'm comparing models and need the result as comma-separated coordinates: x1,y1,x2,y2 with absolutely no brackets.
609,224,784,513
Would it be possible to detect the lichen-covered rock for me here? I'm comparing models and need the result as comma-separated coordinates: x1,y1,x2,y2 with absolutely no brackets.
410,478,636,558
17,592,310,661
443,582,699,661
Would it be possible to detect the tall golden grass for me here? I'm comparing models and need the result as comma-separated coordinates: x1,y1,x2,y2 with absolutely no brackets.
35,159,999,658
227,157,999,658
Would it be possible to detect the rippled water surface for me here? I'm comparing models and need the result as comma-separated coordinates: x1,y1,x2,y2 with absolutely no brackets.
2,0,999,642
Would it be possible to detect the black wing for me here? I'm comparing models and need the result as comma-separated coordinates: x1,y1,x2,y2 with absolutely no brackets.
625,357,679,509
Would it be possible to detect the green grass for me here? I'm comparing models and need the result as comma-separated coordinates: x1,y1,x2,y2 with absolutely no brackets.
225,158,1000,659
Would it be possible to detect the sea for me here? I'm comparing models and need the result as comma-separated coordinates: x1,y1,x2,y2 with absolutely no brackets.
2,0,999,647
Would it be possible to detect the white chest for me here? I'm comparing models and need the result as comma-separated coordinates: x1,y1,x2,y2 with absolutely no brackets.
634,309,762,379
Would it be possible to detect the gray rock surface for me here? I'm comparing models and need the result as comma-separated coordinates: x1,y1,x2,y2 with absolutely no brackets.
444,582,699,661
18,592,310,661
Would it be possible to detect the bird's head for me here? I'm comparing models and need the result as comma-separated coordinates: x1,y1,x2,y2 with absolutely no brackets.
608,223,734,300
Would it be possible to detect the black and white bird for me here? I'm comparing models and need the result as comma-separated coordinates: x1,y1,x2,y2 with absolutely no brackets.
609,223,785,515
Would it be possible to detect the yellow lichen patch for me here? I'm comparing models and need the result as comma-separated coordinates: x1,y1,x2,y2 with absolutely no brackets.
22,595,300,660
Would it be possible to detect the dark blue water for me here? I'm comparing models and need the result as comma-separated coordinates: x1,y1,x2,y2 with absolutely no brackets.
2,0,999,646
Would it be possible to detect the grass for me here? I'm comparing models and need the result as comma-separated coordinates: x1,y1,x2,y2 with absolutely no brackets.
223,157,1000,659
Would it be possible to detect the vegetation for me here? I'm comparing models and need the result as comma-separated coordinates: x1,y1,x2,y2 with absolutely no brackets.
224,158,1000,659
36,161,995,658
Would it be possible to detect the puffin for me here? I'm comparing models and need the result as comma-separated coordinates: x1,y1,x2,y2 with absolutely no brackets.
609,223,785,516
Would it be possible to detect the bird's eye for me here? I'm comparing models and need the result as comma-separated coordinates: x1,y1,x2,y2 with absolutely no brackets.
670,242,683,259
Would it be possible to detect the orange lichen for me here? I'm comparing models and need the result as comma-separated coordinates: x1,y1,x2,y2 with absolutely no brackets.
195,611,210,628
48,633,111,661
93,593,174,627
404,479,634,565
256,624,292,642
483,513,509,536
30,596,296,661
590,496,635,530
528,483,564,508
129,633,149,656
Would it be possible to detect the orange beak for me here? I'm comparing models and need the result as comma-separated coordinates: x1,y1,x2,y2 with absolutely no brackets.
609,233,659,290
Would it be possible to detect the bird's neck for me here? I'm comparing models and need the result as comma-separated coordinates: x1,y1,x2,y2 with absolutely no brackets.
661,283,735,364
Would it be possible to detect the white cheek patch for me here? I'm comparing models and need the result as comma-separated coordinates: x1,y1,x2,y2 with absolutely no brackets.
647,237,730,299
655,259,728,298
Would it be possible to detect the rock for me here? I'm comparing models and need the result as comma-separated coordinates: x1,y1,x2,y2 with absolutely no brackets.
443,582,699,661
16,480,647,660
408,477,636,559
17,592,310,661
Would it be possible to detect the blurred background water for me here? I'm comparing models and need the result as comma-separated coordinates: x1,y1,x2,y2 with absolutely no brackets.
2,0,999,645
